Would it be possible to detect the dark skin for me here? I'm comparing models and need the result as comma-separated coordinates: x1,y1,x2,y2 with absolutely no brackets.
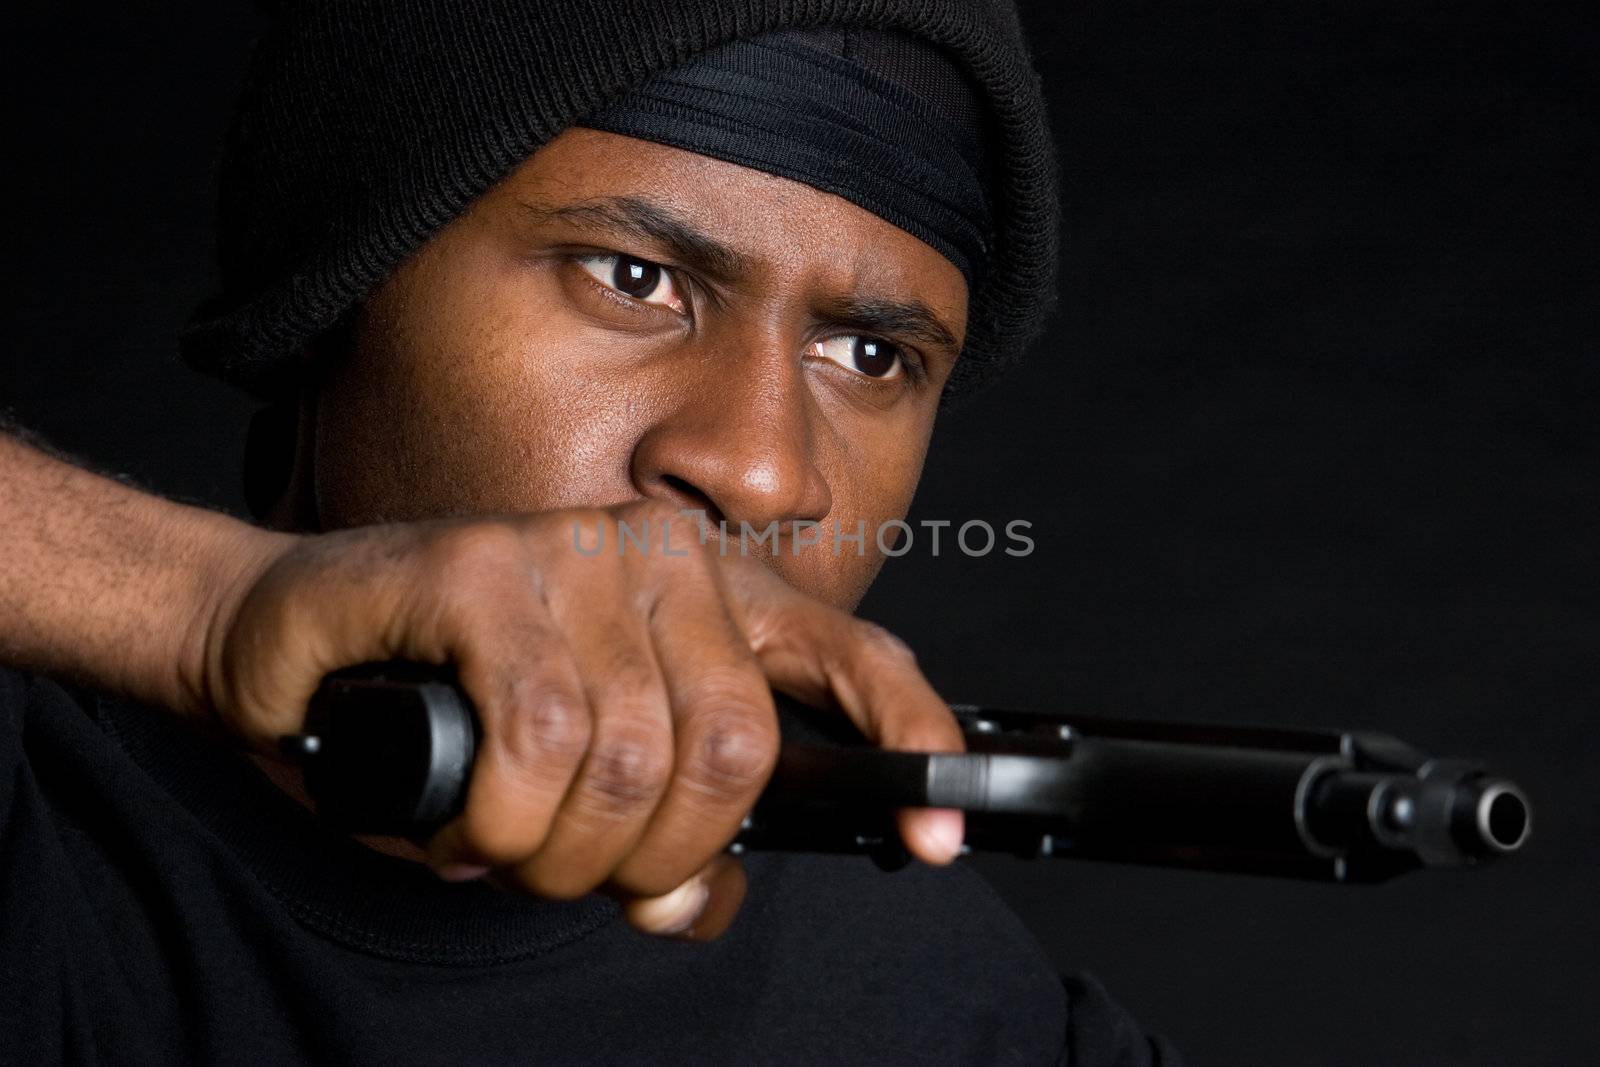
0,127,974,942
311,127,967,587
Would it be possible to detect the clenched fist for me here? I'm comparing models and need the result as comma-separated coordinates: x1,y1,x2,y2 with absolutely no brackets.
192,500,965,939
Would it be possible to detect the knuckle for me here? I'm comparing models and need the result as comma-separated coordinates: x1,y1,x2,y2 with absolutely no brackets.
687,714,778,796
855,621,917,667
530,507,608,551
582,724,673,812
615,498,706,564
497,680,591,768
425,522,523,587
617,496,680,529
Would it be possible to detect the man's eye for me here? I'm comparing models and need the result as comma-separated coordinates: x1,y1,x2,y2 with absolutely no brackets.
810,335,905,380
575,253,685,313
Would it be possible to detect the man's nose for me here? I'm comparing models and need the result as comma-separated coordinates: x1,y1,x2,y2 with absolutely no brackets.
629,352,833,535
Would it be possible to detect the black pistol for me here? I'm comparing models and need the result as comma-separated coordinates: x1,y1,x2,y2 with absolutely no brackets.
285,662,1531,882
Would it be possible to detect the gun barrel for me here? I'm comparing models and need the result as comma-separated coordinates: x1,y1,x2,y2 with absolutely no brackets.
291,664,1531,883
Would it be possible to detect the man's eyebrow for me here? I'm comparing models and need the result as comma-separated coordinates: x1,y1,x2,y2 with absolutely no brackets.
518,195,753,281
520,195,961,354
817,296,963,357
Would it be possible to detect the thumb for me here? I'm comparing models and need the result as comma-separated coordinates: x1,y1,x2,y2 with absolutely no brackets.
618,854,747,941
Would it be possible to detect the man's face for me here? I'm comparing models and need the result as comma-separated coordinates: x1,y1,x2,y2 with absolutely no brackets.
309,128,969,610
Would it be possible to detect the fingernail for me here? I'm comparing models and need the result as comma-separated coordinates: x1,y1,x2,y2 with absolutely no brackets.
637,879,711,937
436,863,492,883
925,810,965,862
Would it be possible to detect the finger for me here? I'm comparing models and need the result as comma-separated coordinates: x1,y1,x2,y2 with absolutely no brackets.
610,564,777,896
824,624,966,865
620,855,747,941
735,582,966,864
506,575,674,898
423,594,592,872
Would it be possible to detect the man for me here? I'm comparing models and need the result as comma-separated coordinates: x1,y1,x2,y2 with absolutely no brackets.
1,3,1178,1063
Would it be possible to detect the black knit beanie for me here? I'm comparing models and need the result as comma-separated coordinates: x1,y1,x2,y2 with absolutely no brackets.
184,0,1058,406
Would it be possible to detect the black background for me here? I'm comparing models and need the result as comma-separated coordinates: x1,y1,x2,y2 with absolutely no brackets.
3,2,1595,1063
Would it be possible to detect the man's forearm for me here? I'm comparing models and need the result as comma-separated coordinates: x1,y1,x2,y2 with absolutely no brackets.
0,427,285,716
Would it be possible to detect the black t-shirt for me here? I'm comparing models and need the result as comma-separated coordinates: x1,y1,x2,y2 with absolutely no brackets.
0,666,1180,1065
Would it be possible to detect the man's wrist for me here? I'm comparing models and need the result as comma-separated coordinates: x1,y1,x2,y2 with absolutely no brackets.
168,506,297,721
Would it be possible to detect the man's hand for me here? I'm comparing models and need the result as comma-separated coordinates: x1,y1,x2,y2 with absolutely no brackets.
195,500,965,939
0,431,962,939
